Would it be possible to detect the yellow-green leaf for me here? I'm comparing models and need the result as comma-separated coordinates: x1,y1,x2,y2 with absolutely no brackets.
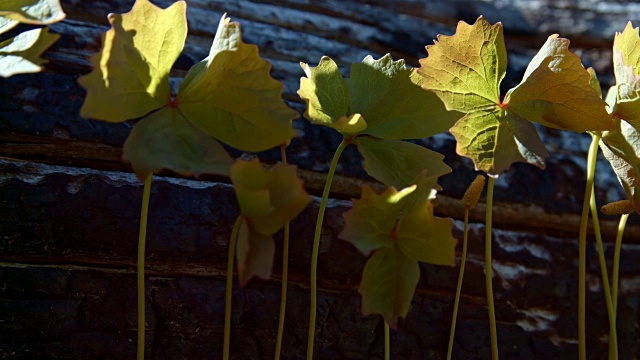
505,35,612,132
0,0,65,25
177,14,297,152
613,22,640,126
122,107,233,180
78,0,187,122
236,217,275,286
0,27,58,77
418,16,506,113
358,246,419,329
355,136,451,189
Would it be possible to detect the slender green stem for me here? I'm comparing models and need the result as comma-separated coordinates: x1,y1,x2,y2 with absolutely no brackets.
275,145,290,360
384,320,390,360
485,177,498,360
137,174,152,360
578,132,601,360
612,214,629,316
307,139,349,360
590,186,617,360
223,216,242,360
447,209,470,360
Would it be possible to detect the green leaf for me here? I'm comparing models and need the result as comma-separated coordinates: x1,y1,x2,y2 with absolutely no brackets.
613,22,640,126
355,136,451,189
236,217,275,286
505,35,612,133
449,108,549,176
0,0,65,25
418,16,506,113
231,158,311,235
78,0,187,122
0,27,59,77
177,14,297,152
358,246,419,329
600,119,640,214
298,56,350,130
340,185,416,255
122,107,233,180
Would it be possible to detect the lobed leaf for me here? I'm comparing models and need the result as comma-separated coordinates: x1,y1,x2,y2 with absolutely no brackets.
78,0,187,122
505,35,612,133
122,107,233,180
358,246,420,329
0,27,59,77
355,136,451,189
0,0,65,25
236,217,275,286
418,16,506,113
178,14,298,152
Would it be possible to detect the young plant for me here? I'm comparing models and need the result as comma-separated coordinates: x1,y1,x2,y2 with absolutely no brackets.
339,171,456,356
0,0,65,77
225,158,311,359
298,54,461,359
77,1,298,358
418,17,612,360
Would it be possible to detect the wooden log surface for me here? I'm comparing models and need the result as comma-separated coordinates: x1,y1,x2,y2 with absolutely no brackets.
1,0,640,359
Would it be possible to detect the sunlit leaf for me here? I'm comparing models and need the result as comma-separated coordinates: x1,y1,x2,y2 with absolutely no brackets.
299,54,459,139
340,185,416,255
0,27,59,77
178,14,298,152
236,217,275,286
418,16,506,113
505,35,612,132
0,0,65,25
359,246,419,329
355,136,451,189
613,22,640,126
449,108,548,176
78,0,187,122
0,17,18,35
122,107,233,180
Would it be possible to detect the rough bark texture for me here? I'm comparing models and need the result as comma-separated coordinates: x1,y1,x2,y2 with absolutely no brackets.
1,0,640,359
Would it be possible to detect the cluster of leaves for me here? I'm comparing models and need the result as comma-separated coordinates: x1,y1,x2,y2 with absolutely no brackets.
0,0,65,77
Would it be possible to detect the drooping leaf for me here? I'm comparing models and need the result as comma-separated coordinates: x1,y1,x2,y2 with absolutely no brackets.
236,217,275,286
122,107,233,180
505,35,612,132
0,17,18,35
449,108,548,176
177,14,298,152
0,0,65,25
78,0,187,122
355,136,451,189
600,119,640,214
231,158,311,235
418,16,506,113
340,185,416,256
358,246,419,329
0,27,59,77
613,22,640,126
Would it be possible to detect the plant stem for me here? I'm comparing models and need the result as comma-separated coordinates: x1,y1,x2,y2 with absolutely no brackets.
384,320,390,360
223,216,242,360
275,145,290,360
485,177,498,360
137,174,152,360
612,214,629,316
447,208,470,360
578,132,601,360
589,186,617,360
307,138,349,360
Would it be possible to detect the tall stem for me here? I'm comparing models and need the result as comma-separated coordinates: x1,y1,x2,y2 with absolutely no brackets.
612,214,629,316
447,209,470,360
307,139,349,360
590,186,617,360
578,132,601,360
384,320,390,360
223,216,242,360
275,145,290,360
137,174,153,360
485,177,498,360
